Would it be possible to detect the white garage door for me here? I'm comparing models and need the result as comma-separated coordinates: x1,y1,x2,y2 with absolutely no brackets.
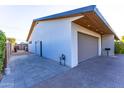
78,32,98,62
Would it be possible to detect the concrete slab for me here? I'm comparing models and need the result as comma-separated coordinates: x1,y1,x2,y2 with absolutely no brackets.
0,53,69,88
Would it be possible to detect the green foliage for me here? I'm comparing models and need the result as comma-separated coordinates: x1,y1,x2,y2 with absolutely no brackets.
121,36,124,43
7,37,16,46
0,59,4,73
115,41,120,54
114,40,124,54
0,30,6,73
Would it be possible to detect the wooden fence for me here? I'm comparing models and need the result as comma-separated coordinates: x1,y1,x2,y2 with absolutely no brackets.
3,42,11,72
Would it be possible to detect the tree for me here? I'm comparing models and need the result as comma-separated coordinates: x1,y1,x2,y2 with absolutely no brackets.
114,40,121,54
114,36,124,54
121,36,124,43
7,37,16,46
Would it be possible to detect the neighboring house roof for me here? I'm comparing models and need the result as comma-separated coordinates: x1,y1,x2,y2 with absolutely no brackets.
26,5,119,41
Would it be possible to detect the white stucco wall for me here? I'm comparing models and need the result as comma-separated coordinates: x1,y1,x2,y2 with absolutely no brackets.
101,34,114,56
28,16,114,68
71,22,102,67
28,39,35,54
28,18,74,67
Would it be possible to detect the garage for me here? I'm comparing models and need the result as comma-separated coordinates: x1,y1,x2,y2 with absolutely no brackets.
78,32,98,62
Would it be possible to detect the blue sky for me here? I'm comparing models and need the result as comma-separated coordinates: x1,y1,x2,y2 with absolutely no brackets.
0,0,124,43
0,5,84,43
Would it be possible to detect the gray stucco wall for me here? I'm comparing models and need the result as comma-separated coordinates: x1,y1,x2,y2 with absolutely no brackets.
101,34,114,56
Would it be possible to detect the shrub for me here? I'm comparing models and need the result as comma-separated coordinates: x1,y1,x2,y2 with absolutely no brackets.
114,40,124,54
0,31,6,73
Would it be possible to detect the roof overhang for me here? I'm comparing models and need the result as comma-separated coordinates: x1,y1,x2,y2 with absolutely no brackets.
26,5,119,41
72,10,119,39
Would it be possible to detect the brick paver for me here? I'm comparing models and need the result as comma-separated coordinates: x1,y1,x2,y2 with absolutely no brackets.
1,52,124,88
34,55,124,88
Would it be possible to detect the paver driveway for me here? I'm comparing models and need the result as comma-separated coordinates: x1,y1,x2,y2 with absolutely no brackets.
0,53,69,88
34,55,124,88
1,53,124,88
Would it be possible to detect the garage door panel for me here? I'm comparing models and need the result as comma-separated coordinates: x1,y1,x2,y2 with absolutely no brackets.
78,33,98,62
